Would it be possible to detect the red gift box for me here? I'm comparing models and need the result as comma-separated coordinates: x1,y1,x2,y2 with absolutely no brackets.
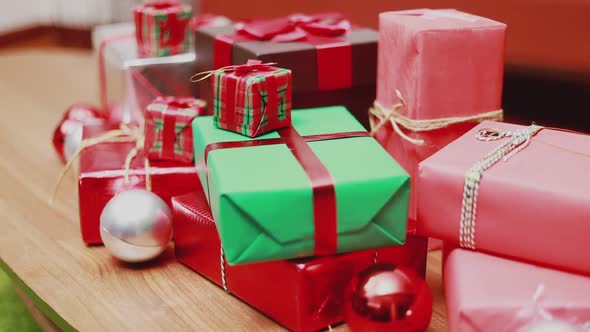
133,1,192,57
78,124,199,244
144,96,207,163
211,60,292,137
172,188,427,332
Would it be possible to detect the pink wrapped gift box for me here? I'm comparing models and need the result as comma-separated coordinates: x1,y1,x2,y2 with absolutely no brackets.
373,9,506,221
445,248,590,332
418,121,590,275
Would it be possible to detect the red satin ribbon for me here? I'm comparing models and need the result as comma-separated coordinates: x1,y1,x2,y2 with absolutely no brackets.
214,14,353,91
161,110,177,160
232,60,278,76
204,129,369,255
256,73,279,136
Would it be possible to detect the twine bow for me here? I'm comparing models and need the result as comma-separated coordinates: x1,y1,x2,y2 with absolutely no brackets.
50,124,151,205
190,60,277,83
369,90,504,145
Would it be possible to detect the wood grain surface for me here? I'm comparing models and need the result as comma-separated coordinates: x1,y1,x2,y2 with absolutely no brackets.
0,49,448,331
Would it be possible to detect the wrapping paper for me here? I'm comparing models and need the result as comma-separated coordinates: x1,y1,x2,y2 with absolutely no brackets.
193,15,377,127
374,9,506,220
212,61,292,137
133,1,192,57
145,96,207,163
172,189,427,332
445,248,590,332
78,124,199,244
193,106,410,264
418,121,590,275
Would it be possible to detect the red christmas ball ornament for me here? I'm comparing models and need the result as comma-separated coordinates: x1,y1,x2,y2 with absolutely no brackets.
344,264,433,332
52,104,105,162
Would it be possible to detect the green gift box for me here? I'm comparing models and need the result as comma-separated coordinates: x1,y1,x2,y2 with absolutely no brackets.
193,106,410,264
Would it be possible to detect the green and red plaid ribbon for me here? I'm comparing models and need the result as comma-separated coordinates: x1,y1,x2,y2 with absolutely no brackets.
210,60,292,137
145,96,207,163
133,1,192,57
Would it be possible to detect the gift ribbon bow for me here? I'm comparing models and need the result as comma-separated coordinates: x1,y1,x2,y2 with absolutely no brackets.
190,60,277,82
214,13,353,91
369,90,504,145
234,13,351,42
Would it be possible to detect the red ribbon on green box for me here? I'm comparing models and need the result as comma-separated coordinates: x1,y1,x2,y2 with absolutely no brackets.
204,128,369,255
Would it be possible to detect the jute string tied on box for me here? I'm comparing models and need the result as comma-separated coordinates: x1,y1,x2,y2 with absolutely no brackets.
50,124,152,205
368,90,504,145
189,61,278,83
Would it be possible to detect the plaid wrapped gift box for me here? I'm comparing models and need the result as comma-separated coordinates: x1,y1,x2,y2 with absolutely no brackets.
133,1,192,57
212,60,292,137
145,96,207,163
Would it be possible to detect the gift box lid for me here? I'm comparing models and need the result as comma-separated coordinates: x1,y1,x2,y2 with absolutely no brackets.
194,23,377,94
192,106,410,264
380,9,505,31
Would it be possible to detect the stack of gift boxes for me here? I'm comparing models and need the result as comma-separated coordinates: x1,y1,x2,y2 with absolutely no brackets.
52,1,590,331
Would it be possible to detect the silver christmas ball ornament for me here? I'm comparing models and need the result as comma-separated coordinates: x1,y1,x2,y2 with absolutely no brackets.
100,189,173,263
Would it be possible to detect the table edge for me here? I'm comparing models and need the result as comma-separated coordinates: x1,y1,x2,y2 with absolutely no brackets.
0,258,76,332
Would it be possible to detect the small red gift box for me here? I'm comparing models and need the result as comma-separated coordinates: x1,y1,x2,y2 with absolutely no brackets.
78,124,199,244
172,188,427,332
144,96,207,163
133,0,192,57
210,60,292,137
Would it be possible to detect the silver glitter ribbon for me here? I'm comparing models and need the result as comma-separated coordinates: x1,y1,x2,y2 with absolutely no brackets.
459,124,544,249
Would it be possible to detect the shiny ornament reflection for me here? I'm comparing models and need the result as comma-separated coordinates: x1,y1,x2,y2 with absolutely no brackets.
100,189,172,263
344,264,432,332
63,124,83,161
52,104,105,163
519,320,580,332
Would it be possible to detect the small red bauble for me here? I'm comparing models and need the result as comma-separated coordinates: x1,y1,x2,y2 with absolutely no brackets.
344,264,433,332
52,104,105,162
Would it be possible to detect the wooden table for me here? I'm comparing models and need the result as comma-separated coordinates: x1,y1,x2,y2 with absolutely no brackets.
0,49,448,331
